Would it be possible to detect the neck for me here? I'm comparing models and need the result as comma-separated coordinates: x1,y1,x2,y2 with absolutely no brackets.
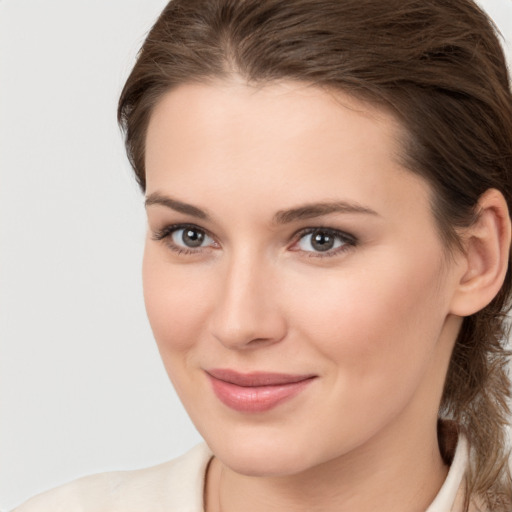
205,418,449,512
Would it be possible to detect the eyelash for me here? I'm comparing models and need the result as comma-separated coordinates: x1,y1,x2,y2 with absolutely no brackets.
151,223,216,256
151,223,357,258
292,227,357,258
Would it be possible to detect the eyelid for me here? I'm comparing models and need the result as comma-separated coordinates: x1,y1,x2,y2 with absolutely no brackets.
290,226,358,257
152,223,212,241
151,223,219,254
302,225,355,240
292,226,357,244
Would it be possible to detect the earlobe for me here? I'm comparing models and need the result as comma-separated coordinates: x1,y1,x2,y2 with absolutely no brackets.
449,189,511,317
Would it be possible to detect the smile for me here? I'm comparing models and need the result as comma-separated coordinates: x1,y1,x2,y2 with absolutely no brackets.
205,369,317,413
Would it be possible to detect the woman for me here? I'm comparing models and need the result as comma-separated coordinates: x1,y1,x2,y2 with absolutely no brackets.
14,0,512,510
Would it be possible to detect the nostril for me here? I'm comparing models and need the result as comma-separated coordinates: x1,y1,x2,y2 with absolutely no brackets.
210,316,287,350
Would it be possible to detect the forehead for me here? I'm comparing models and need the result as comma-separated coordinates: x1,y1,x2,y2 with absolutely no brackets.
146,80,404,163
144,80,432,223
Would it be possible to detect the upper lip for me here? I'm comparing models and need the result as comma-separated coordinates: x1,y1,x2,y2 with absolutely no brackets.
206,368,317,387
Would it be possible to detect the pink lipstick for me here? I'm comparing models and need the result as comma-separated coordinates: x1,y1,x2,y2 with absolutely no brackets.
206,369,316,412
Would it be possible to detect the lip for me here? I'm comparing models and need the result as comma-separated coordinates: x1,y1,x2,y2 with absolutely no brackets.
205,369,317,413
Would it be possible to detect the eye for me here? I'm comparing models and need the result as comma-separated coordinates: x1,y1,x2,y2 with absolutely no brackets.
295,228,356,255
171,226,214,248
152,224,217,254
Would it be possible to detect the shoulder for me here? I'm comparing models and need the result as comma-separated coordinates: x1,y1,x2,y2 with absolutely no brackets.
12,443,212,512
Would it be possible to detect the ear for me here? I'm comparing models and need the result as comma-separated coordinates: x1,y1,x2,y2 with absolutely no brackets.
449,189,511,317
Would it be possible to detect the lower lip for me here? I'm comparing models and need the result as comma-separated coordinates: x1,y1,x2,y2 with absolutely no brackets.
207,375,315,413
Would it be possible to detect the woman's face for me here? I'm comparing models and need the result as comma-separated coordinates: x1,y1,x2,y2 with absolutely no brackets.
143,81,463,476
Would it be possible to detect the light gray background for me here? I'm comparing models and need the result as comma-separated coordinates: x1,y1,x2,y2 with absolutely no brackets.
1,1,511,509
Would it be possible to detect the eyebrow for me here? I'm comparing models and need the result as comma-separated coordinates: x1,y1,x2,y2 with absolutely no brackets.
273,201,379,224
145,193,211,220
145,193,378,224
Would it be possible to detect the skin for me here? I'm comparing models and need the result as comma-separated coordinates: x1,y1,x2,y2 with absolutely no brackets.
142,81,507,512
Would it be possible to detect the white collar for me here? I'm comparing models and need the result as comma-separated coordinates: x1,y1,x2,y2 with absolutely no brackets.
426,435,468,512
190,436,469,512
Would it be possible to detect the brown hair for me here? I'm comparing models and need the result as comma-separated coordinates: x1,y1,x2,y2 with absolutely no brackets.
118,0,512,508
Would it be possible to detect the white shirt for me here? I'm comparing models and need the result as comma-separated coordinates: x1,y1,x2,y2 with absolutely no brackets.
12,437,469,512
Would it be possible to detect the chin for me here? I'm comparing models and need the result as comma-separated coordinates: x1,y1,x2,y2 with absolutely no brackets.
218,446,313,478
203,426,329,477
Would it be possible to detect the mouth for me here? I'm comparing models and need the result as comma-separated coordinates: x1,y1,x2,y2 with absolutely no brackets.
205,368,317,413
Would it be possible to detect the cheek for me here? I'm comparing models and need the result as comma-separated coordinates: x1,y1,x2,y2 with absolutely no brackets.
142,244,213,355
286,251,448,389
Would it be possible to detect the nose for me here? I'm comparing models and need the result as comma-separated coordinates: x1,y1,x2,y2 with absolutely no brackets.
209,253,287,350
